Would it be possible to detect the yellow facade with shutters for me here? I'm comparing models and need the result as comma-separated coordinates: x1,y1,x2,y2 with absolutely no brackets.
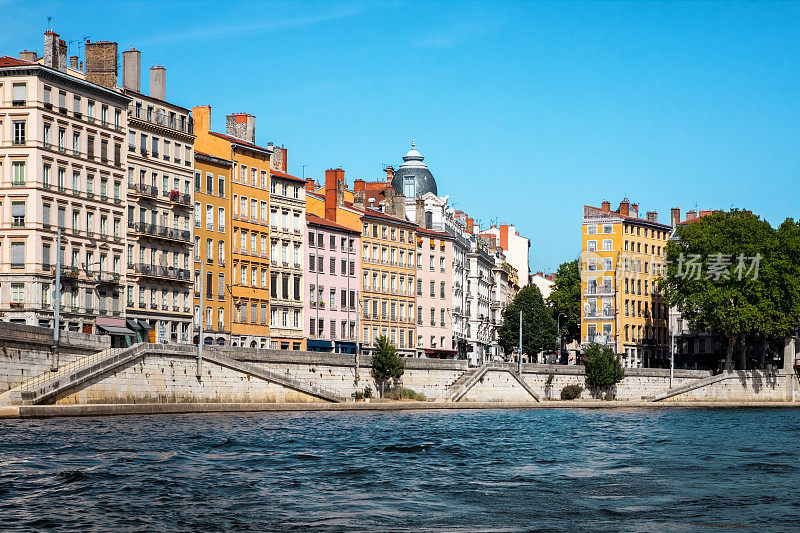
580,201,672,368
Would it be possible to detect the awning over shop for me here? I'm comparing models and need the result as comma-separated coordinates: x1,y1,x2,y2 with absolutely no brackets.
126,319,144,331
307,339,333,349
97,324,135,336
137,320,154,331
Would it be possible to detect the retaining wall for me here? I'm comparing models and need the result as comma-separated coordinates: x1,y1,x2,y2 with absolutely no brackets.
0,322,109,393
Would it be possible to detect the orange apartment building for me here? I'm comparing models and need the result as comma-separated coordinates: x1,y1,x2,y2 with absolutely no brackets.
192,151,231,345
192,106,272,348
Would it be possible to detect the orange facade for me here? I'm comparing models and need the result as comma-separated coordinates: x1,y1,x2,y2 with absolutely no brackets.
193,151,232,345
193,106,272,347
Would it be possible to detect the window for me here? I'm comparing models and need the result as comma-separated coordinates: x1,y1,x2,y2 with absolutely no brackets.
12,83,26,105
11,202,25,227
218,207,225,232
11,242,25,268
12,161,25,185
206,205,213,230
12,120,26,145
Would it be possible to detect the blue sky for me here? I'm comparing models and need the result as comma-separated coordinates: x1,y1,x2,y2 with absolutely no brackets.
3,1,800,272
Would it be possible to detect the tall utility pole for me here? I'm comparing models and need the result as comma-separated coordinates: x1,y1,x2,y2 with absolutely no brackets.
197,261,203,380
51,227,62,372
518,310,522,374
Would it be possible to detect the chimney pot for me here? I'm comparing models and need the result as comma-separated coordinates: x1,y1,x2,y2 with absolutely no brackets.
122,48,141,92
225,113,256,144
69,55,79,70
670,207,681,228
601,201,611,213
149,64,166,100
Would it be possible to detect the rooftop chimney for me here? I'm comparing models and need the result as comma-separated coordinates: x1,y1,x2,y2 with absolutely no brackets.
415,198,425,227
630,203,639,218
305,178,317,194
618,198,630,216
57,39,68,72
324,168,345,222
601,201,611,213
385,165,394,182
20,50,37,62
43,31,59,69
149,64,166,100
670,207,681,229
69,55,79,70
646,211,658,223
225,113,256,145
122,48,141,92
354,179,366,210
268,144,287,173
85,40,118,88
686,209,697,221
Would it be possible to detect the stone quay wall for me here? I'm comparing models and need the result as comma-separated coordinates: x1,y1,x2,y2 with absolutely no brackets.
3,338,798,406
0,322,110,393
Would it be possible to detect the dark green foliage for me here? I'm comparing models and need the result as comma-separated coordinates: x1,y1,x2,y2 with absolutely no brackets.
560,384,584,400
371,335,404,381
363,386,373,399
386,388,427,401
498,284,558,357
663,210,800,370
583,343,624,389
547,258,581,344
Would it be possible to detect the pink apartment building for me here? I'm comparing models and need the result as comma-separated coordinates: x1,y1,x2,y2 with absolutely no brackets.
305,213,361,354
415,227,455,357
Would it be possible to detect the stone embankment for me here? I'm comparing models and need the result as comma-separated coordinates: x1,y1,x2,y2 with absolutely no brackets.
0,324,797,418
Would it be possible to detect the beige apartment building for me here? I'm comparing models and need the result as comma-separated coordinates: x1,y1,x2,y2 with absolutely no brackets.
120,49,195,343
0,34,130,337
267,150,306,350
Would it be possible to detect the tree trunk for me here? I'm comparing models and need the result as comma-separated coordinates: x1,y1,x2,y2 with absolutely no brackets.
758,337,766,369
738,334,747,370
724,337,735,372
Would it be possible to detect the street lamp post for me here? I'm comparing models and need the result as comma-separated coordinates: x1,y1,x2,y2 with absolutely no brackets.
557,313,567,365
518,310,522,374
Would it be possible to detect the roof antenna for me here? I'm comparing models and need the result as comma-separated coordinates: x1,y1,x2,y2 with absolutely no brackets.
47,16,52,30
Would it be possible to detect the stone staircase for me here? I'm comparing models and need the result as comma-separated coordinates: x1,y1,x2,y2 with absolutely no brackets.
435,362,539,403
643,371,732,402
0,343,346,406
0,345,137,405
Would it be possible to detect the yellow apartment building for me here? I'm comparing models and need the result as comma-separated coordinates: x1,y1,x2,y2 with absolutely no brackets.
192,151,231,345
581,199,672,368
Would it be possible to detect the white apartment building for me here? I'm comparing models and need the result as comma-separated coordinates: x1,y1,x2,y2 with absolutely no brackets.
0,37,130,340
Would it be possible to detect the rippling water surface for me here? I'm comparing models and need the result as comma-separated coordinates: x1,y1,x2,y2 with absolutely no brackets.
1,408,799,531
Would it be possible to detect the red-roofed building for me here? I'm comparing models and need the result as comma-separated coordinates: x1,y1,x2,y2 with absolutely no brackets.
193,105,277,348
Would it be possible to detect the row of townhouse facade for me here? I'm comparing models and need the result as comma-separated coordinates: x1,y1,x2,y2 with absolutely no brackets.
1,31,531,359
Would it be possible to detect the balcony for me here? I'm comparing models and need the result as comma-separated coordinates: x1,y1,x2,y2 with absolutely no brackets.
584,308,615,319
585,286,614,296
132,263,192,282
95,271,121,286
129,182,159,198
165,190,192,205
129,221,191,243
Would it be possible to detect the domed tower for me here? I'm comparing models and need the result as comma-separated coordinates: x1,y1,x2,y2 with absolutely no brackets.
390,140,438,198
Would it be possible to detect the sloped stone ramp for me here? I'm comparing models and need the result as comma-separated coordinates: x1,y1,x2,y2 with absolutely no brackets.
436,362,539,402
0,343,345,405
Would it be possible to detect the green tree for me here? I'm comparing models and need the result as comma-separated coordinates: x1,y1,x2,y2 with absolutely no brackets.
371,335,404,395
583,343,624,392
498,284,558,359
547,258,581,345
662,209,800,371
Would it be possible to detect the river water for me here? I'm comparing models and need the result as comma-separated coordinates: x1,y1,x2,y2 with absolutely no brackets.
1,408,799,531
